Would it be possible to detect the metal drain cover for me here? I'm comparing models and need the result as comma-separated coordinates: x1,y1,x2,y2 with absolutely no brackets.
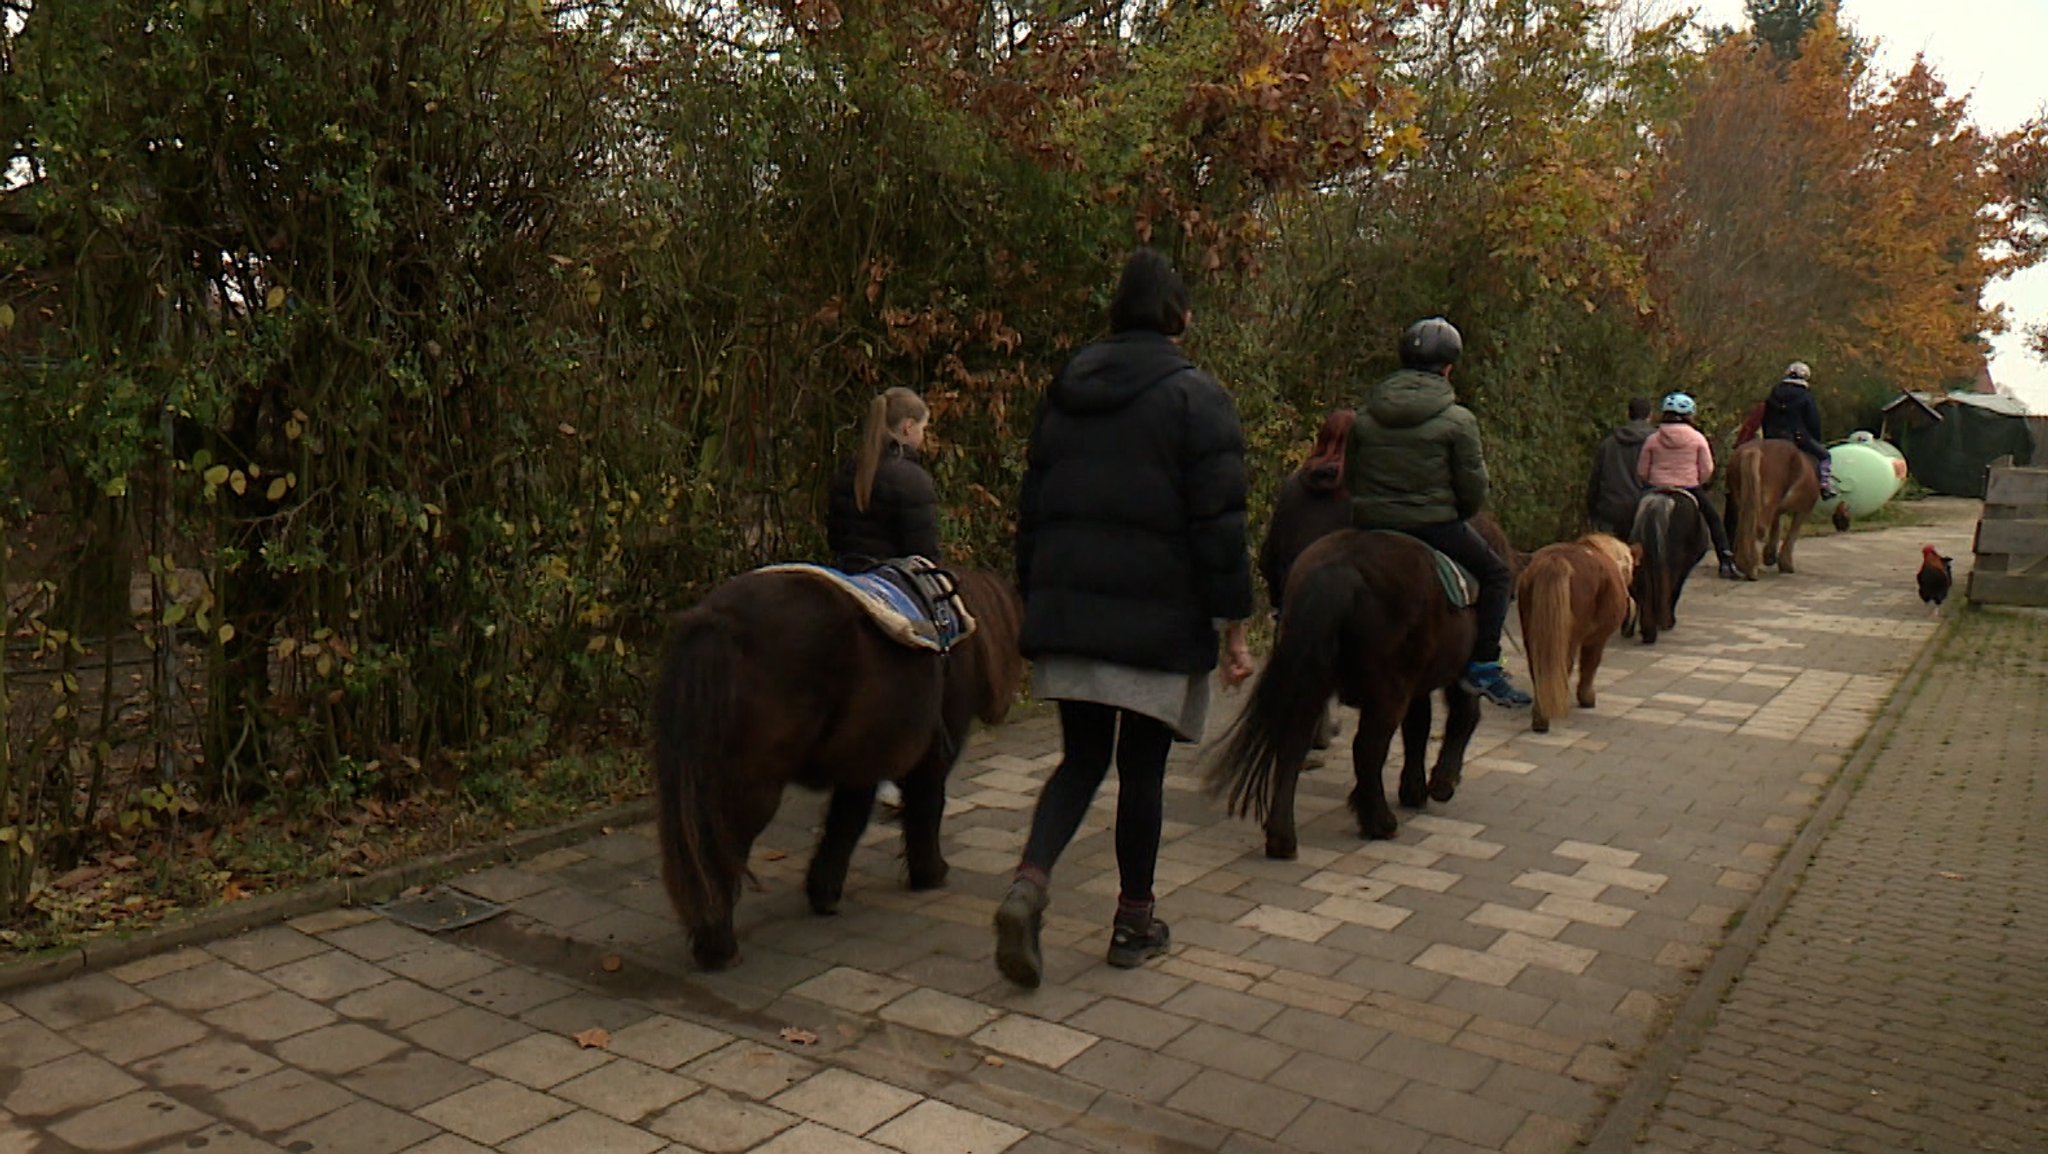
374,887,505,932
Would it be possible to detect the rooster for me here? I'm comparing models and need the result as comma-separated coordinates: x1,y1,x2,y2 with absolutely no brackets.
1916,545,1954,616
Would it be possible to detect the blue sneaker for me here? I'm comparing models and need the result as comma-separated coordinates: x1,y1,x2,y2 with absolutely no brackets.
1460,662,1532,708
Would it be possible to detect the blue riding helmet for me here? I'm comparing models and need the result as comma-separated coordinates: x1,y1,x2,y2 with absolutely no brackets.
1661,392,1696,417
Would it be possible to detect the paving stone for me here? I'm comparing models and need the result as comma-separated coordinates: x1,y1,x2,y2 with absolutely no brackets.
333,979,462,1028
970,1015,1098,1070
684,1041,819,1101
1382,1080,1529,1149
134,1036,282,1091
49,1092,211,1152
1257,1006,1384,1061
770,1068,922,1135
204,989,341,1042
552,1059,700,1123
277,1099,434,1154
448,965,577,1016
3,1051,143,1118
879,988,1002,1037
791,966,916,1014
9,972,148,1030
751,1122,893,1154
520,991,663,1036
68,1003,209,1064
415,1078,576,1145
107,947,211,984
1063,998,1194,1049
1271,1049,1405,1113
607,1015,734,1070
140,1123,288,1154
1411,944,1525,987
275,1022,411,1075
1158,983,1284,1034
209,926,332,971
645,1090,795,1153
214,1068,359,1132
288,908,383,935
451,865,556,904
381,943,504,990
472,1030,615,1089
1056,1038,1200,1103
1159,1022,1296,1081
324,917,434,961
399,1006,535,1060
268,950,394,1001
386,1137,492,1154
869,1099,1028,1154
1163,1068,1310,1139
341,1050,489,1111
0,1017,77,1072
500,1108,668,1154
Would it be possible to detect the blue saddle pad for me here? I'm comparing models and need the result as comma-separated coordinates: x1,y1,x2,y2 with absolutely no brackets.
754,560,975,652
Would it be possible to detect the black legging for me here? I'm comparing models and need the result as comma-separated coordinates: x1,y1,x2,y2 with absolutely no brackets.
1020,701,1174,905
1401,521,1510,665
1685,486,1733,560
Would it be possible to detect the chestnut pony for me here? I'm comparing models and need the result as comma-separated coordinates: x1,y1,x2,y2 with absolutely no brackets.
1515,534,1636,733
652,567,1023,969
1207,530,1480,858
1728,438,1821,578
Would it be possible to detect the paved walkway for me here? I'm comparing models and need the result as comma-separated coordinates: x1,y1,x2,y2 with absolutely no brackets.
0,500,2012,1154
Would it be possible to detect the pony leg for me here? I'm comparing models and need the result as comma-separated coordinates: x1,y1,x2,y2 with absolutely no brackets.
1778,516,1803,574
691,782,780,970
1264,760,1304,861
1577,638,1607,709
1429,688,1482,803
900,747,954,891
805,784,878,916
1763,503,1784,566
1397,696,1432,809
1349,711,1401,840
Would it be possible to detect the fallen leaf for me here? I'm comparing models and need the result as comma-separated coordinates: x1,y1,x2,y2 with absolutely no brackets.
573,1027,611,1049
780,1026,819,1047
600,955,624,973
1936,870,1967,881
984,1055,1006,1067
761,849,788,862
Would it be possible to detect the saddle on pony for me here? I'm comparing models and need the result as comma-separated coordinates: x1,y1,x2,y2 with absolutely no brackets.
754,557,977,652
1366,531,1479,608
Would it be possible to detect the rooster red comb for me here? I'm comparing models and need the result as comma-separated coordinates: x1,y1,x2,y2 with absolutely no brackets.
1921,544,1943,557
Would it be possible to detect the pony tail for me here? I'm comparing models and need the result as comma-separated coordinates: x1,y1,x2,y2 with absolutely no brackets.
1733,448,1764,577
853,394,892,513
653,611,747,950
1519,556,1574,728
1205,562,1356,821
1630,497,1672,645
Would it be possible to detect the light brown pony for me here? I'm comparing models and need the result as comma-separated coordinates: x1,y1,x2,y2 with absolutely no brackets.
1728,439,1821,578
1515,534,1637,733
652,568,1024,969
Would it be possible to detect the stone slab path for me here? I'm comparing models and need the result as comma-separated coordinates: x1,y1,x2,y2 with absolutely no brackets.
2,499,2005,1154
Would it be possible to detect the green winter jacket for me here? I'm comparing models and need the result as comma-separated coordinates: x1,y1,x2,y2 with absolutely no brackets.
1345,368,1489,529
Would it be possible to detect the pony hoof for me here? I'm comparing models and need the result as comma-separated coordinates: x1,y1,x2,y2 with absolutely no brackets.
1264,835,1299,861
1359,817,1399,841
1398,786,1428,810
906,861,950,892
805,874,844,916
691,937,740,972
1427,778,1459,804
1530,716,1551,734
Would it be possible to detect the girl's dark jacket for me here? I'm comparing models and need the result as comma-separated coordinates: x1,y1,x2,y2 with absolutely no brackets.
826,441,941,566
1016,331,1253,675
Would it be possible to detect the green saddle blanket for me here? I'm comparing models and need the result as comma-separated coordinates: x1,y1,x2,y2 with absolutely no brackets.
1368,531,1479,608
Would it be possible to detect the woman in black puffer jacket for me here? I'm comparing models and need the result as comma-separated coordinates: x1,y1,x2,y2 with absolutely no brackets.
996,248,1256,990
826,387,940,569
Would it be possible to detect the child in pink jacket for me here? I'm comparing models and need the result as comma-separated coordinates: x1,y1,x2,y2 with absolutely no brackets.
1636,392,1739,580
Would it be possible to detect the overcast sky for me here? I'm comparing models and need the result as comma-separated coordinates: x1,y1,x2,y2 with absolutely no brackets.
1689,0,2048,411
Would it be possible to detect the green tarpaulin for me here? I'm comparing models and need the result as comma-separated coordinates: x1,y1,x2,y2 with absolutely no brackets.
1886,393,2043,498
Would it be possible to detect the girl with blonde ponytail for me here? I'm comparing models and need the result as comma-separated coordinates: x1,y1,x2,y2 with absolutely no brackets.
828,386,940,568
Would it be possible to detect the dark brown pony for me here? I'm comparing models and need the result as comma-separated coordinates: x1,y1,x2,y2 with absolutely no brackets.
1207,530,1480,858
1626,489,1709,645
652,568,1023,969
1728,438,1821,578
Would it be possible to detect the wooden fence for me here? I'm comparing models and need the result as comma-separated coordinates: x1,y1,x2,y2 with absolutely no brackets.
1969,463,2048,608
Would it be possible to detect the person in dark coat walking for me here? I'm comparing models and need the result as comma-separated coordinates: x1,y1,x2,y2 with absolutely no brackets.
1258,409,1357,614
1586,396,1653,536
1760,361,1836,499
826,387,940,568
997,249,1256,989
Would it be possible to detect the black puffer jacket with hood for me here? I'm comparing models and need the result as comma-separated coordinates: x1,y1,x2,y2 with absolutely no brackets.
1016,331,1253,674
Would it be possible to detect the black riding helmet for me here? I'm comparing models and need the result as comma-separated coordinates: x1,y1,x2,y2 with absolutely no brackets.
1399,317,1462,371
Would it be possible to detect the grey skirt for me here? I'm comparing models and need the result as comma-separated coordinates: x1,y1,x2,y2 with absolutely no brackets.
1031,654,1212,743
